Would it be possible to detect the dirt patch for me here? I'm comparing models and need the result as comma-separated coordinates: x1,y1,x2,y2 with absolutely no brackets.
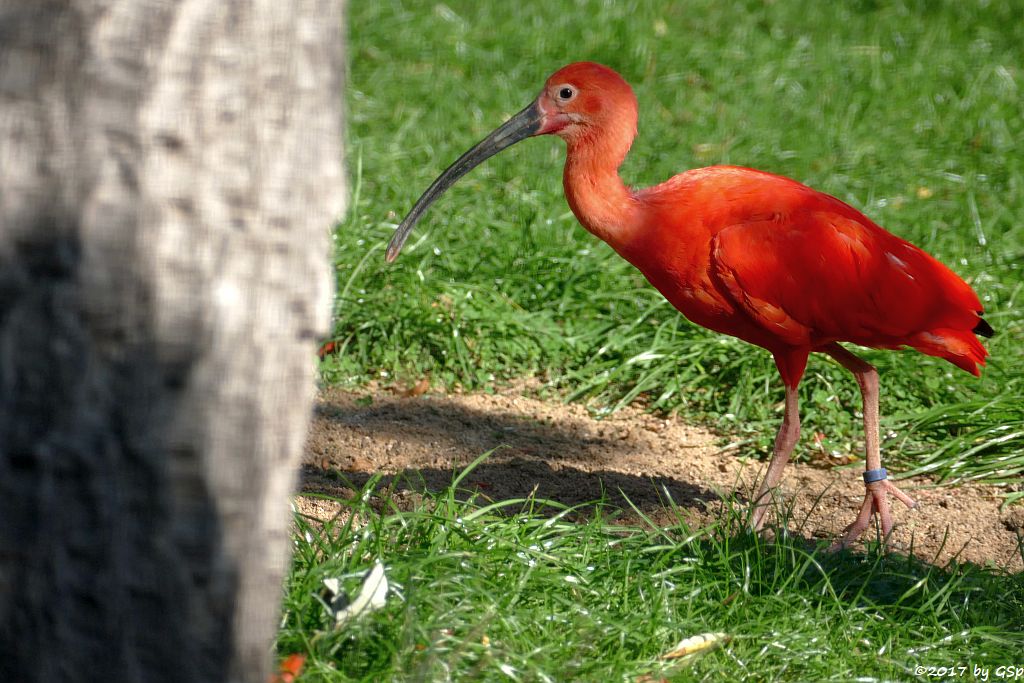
299,386,1022,572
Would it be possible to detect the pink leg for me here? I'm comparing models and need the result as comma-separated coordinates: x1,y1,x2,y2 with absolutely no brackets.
750,383,800,531
823,343,917,550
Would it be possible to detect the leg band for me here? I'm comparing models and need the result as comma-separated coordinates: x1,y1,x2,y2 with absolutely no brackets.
863,467,888,484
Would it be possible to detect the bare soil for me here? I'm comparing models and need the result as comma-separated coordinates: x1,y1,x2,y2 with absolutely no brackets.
300,385,1023,571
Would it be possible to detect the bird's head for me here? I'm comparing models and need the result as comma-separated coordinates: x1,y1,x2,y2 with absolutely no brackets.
535,62,638,144
385,62,636,262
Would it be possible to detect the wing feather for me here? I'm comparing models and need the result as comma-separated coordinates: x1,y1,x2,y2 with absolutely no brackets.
710,210,981,348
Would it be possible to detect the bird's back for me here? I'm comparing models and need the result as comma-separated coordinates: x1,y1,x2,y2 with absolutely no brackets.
629,166,989,374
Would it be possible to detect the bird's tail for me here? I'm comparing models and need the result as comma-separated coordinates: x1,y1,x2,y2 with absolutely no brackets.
909,327,990,376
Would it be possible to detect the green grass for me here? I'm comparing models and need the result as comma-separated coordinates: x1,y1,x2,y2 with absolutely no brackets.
324,0,1024,492
298,3,1024,677
278,471,1024,681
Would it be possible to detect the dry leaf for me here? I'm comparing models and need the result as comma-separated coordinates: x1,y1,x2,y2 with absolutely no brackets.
661,632,731,662
401,376,431,398
268,654,306,683
317,341,337,358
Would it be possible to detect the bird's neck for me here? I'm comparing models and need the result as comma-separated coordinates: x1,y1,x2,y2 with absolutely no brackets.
562,130,641,254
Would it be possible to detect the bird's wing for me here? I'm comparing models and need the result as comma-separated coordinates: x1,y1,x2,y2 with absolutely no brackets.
709,209,981,347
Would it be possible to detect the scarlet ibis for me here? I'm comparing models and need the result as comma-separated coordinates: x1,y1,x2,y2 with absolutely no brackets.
386,62,993,549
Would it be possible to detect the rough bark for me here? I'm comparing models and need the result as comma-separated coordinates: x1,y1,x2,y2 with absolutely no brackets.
0,1,346,681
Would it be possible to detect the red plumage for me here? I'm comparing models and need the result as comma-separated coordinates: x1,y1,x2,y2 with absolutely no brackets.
626,166,987,386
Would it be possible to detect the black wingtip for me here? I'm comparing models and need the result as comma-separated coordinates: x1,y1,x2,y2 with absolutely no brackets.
973,315,994,338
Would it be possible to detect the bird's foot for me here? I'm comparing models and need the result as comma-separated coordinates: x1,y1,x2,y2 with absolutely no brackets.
828,468,917,552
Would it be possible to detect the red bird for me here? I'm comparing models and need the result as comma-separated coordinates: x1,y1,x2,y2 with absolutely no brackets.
386,62,993,549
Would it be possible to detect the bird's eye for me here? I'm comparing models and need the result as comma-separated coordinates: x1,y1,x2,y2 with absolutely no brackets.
557,86,576,101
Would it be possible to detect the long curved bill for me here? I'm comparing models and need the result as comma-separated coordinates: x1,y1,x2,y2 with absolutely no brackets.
385,101,543,262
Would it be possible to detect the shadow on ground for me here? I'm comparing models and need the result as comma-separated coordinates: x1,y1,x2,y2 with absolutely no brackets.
303,386,753,527
299,387,1024,571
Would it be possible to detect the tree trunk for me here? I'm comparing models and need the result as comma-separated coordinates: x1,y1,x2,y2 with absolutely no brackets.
0,1,346,681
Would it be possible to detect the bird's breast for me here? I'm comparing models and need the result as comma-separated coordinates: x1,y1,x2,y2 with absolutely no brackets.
624,235,737,333
619,210,782,347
